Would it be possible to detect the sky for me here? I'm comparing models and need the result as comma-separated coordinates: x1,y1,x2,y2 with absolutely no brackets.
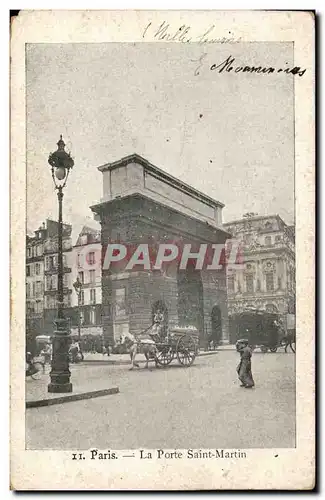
26,42,295,234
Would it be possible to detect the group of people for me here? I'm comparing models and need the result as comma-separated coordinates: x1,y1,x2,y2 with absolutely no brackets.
26,309,256,386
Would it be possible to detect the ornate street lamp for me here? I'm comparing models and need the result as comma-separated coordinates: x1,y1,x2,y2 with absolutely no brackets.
73,277,83,342
47,135,74,393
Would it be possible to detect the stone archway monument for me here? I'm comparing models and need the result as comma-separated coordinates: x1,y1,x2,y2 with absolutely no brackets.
91,154,233,348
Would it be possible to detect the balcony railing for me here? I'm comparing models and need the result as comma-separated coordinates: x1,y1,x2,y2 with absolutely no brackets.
44,287,72,295
44,266,71,275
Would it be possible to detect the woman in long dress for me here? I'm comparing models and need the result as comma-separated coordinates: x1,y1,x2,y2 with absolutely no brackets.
236,339,255,388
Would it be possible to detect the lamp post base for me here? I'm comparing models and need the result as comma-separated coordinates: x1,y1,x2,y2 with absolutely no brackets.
48,318,73,393
48,382,73,393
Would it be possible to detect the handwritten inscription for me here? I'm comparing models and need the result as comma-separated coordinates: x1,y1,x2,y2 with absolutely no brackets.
143,21,242,44
211,55,306,76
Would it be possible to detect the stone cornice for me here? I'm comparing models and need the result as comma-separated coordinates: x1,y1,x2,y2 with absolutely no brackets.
96,153,224,209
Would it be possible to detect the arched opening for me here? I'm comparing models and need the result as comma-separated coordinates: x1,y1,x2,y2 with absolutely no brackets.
152,300,168,337
211,305,222,346
177,262,204,336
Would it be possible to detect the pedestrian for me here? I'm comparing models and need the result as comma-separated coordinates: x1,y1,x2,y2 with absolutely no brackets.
42,343,52,364
236,339,255,388
69,341,79,363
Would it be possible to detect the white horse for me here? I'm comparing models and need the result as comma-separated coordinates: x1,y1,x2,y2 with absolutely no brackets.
128,333,159,370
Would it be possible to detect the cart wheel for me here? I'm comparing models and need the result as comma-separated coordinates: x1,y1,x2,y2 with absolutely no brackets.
176,335,196,367
270,346,278,353
31,362,45,380
156,346,174,366
260,345,268,353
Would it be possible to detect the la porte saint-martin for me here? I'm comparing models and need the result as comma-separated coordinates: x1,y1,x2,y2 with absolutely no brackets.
140,449,247,459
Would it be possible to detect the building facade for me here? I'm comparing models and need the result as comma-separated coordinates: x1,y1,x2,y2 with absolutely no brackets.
71,226,103,337
26,219,104,340
91,153,230,348
223,214,295,341
26,224,47,336
42,220,74,334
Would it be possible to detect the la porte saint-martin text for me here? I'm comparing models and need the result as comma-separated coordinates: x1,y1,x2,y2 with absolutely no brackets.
71,449,247,460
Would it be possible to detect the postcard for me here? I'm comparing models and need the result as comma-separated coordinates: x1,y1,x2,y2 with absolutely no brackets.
10,10,315,490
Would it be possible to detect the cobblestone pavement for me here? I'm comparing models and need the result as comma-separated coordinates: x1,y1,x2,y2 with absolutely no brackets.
26,351,295,450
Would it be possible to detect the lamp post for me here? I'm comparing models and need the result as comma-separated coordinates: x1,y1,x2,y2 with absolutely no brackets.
47,135,74,393
73,277,83,342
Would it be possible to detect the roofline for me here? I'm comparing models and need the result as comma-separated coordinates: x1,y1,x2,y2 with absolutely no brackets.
224,214,291,227
97,153,225,209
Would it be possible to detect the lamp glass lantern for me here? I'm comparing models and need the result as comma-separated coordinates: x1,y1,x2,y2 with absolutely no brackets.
48,135,74,187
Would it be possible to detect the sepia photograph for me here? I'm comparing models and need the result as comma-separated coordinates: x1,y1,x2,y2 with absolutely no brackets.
10,10,314,490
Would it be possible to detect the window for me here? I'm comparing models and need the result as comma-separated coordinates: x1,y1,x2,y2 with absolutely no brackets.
26,265,30,277
32,283,36,297
89,307,96,325
35,301,43,314
80,310,85,325
26,283,30,298
265,272,274,292
80,290,85,306
27,302,34,315
35,263,40,275
265,236,272,246
46,256,55,270
35,281,43,297
36,245,42,256
27,247,31,258
45,296,56,309
275,235,282,242
78,271,84,284
89,270,96,284
245,274,254,293
64,295,71,307
88,252,95,265
243,234,252,245
77,253,82,267
228,276,235,292
46,275,57,290
90,289,96,304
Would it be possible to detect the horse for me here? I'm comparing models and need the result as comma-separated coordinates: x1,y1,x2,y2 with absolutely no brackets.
282,330,296,353
129,333,159,370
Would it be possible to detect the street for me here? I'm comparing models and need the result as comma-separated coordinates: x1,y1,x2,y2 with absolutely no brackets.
26,351,295,450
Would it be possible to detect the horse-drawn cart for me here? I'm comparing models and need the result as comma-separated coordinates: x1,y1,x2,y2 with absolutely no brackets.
131,325,200,369
229,309,287,353
153,326,199,367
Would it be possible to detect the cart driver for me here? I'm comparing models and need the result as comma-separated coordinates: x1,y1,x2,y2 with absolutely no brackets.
151,309,166,340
